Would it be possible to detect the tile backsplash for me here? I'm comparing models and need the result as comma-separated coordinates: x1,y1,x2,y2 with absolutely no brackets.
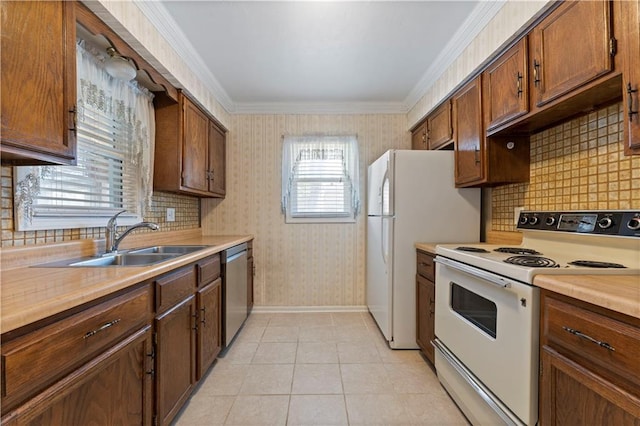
1,166,200,247
492,102,640,232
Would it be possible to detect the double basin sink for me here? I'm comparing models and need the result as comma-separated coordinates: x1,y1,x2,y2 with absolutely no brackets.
36,245,211,267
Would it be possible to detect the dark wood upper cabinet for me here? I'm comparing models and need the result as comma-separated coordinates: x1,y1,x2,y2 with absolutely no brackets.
531,0,614,108
411,121,428,150
154,91,227,198
0,1,76,165
427,100,453,150
453,76,530,188
208,121,226,196
453,77,484,186
483,38,529,133
616,0,640,155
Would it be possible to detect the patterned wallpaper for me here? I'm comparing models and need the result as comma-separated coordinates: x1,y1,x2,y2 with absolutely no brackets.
201,114,410,307
0,165,200,247
491,103,640,232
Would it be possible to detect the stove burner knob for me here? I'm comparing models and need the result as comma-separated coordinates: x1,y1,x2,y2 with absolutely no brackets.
519,215,529,225
545,216,556,226
627,217,640,231
528,216,539,225
598,217,613,229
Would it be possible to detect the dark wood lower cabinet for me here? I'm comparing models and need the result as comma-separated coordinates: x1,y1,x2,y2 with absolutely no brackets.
539,290,640,425
416,274,435,364
540,346,640,425
2,326,153,426
155,295,196,426
197,278,222,380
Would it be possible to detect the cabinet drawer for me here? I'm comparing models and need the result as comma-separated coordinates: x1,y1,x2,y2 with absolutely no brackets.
198,254,221,287
543,295,640,386
156,266,196,313
1,285,151,407
416,251,435,281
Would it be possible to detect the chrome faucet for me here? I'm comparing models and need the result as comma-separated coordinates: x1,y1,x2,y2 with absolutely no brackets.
105,210,159,254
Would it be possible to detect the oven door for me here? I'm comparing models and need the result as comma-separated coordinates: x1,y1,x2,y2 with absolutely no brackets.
434,256,539,426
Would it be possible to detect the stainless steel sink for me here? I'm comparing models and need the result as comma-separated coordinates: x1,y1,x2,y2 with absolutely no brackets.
127,245,210,255
68,253,178,267
32,245,210,267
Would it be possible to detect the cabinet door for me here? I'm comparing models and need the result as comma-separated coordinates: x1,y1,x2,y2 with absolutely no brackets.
539,346,640,425
617,0,640,155
2,327,153,426
208,121,226,196
427,101,453,150
531,0,613,107
156,296,196,426
411,122,428,150
181,98,209,192
453,77,484,186
196,278,222,380
416,274,435,365
484,38,529,132
0,1,76,165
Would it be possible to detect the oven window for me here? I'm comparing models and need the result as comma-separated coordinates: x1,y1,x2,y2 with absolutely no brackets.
451,283,497,338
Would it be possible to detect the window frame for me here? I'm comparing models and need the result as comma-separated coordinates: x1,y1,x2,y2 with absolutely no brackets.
282,135,360,224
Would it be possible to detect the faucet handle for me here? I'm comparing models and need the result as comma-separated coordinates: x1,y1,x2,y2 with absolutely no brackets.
107,210,127,228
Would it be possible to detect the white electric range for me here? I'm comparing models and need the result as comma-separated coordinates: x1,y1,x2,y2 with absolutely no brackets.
433,210,640,426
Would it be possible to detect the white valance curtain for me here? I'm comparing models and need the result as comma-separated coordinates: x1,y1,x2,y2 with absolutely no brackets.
281,135,360,220
14,40,155,230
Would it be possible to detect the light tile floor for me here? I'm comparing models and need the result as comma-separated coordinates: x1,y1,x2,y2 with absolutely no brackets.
174,312,469,425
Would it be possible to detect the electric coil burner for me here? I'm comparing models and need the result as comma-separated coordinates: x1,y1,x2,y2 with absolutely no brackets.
433,210,640,426
456,246,490,253
504,255,559,268
495,247,542,255
568,260,626,268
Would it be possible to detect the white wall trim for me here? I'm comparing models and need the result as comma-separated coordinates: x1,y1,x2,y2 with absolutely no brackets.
403,0,506,111
252,305,368,314
133,0,235,112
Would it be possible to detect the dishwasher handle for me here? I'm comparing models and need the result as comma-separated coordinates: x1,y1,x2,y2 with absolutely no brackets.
222,243,248,263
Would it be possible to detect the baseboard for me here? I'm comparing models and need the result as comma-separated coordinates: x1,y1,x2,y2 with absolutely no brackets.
251,305,368,314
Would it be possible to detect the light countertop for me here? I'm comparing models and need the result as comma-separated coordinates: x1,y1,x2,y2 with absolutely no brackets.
415,242,438,254
534,274,640,320
1,234,252,334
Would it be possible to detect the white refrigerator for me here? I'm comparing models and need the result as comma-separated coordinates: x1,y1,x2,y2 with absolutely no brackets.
366,150,481,349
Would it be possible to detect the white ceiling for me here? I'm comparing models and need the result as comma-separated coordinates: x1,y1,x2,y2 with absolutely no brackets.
136,1,505,113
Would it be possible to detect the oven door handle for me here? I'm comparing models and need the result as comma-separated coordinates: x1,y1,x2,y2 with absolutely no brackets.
435,257,512,289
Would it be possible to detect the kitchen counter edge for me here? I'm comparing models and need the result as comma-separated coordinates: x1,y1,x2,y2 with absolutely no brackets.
533,274,640,320
1,235,253,334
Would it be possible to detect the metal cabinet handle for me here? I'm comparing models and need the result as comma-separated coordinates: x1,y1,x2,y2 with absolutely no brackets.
474,148,481,165
516,72,523,98
200,307,206,325
627,83,638,121
83,318,121,339
562,326,615,351
69,106,78,134
533,60,541,87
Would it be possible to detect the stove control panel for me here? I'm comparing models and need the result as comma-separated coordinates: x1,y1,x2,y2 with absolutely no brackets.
517,211,640,237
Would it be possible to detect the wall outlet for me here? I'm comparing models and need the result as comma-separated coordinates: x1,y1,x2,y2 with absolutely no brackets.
514,206,525,225
166,208,175,222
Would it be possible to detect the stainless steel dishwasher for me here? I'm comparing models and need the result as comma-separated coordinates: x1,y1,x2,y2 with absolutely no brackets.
221,243,248,347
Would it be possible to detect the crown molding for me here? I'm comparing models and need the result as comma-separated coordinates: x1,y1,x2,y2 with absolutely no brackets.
403,0,506,110
233,101,408,115
133,0,235,112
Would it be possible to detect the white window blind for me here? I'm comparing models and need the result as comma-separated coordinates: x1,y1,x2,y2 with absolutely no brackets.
13,40,155,231
282,135,360,223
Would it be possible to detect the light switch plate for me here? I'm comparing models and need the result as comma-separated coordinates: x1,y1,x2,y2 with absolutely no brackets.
166,208,175,222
